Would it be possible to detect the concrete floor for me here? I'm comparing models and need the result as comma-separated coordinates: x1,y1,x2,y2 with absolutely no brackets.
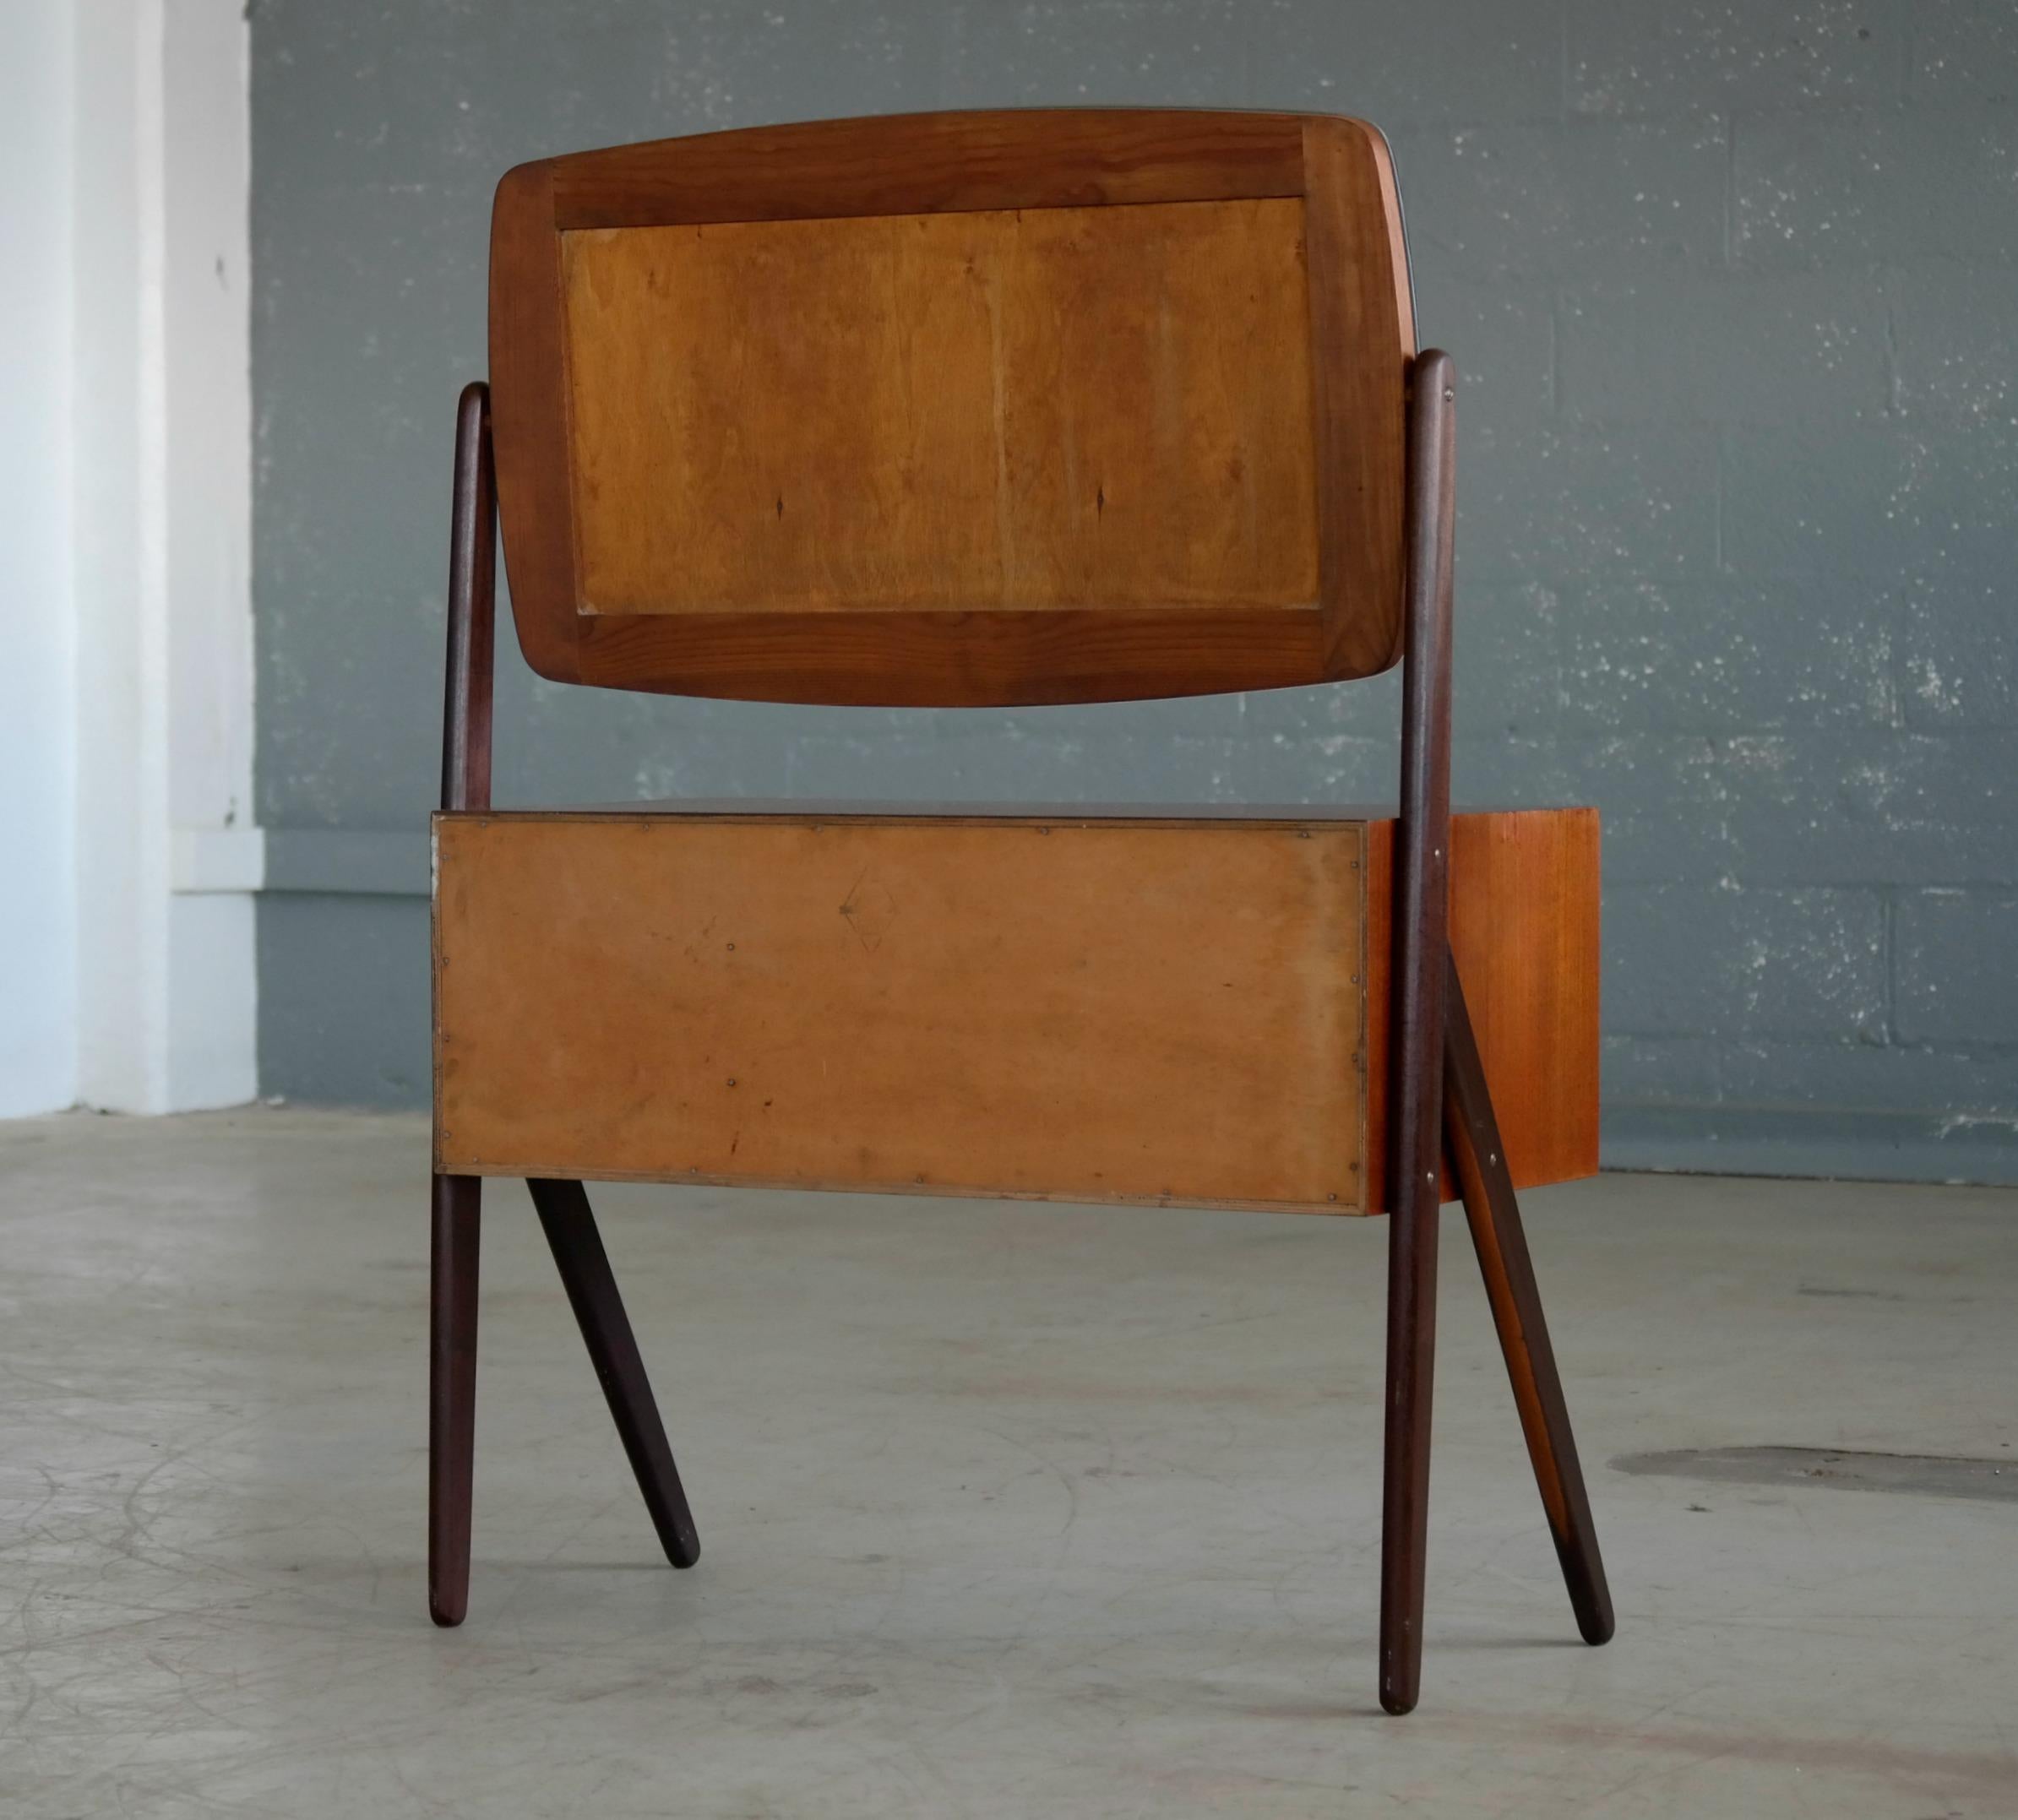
2,1112,2014,1818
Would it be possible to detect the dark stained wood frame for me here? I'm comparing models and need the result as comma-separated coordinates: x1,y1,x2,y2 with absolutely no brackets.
1444,950,1615,1652
1371,355,1615,1713
433,113,1611,1716
1379,349,1457,1714
488,109,1415,706
427,383,699,1631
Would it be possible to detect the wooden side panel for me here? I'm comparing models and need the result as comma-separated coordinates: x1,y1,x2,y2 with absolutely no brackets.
435,816,1368,1212
488,160,579,683
1302,117,1413,676
562,199,1319,620
1365,808,1602,1210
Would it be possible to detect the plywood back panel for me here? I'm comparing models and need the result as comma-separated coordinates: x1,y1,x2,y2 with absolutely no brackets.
489,110,1415,704
433,814,1368,1211
434,805,1597,1212
563,198,1319,618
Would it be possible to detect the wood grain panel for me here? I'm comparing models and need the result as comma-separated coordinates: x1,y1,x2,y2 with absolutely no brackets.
487,108,1416,704
562,198,1319,619
1364,808,1601,1211
435,815,1368,1211
434,807,1595,1210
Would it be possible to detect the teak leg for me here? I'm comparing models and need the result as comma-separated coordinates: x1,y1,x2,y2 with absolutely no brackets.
529,1179,701,1569
1443,955,1614,1646
428,388,699,1617
1379,350,1459,1716
1380,1118,1442,1717
428,1172,481,1626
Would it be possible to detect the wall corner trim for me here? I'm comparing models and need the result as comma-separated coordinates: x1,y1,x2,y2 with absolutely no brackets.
171,825,266,894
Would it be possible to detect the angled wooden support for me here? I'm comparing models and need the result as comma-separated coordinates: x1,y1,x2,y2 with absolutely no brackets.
1380,353,1612,1710
529,1179,700,1569
427,1170,481,1626
429,381,694,1627
428,380,495,1628
1444,955,1614,1646
1379,349,1458,1716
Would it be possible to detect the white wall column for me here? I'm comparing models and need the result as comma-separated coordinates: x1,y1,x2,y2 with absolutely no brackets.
0,0,79,1116
158,0,261,1107
74,0,259,1113
1,0,258,1116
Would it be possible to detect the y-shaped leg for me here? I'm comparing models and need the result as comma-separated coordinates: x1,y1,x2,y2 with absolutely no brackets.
1443,954,1613,1645
528,1179,700,1569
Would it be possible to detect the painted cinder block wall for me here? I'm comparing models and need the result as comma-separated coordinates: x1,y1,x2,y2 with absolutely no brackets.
251,1,2018,1183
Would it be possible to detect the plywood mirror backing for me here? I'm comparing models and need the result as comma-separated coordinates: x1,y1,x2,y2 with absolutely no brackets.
488,110,1415,704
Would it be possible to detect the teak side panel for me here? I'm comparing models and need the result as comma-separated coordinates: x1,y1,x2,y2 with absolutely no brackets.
487,109,1414,705
434,817,1368,1211
1363,809,1602,1211
1301,117,1412,677
488,160,579,686
562,199,1320,618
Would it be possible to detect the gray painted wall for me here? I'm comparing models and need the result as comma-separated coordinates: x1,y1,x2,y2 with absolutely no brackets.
252,1,2018,1182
